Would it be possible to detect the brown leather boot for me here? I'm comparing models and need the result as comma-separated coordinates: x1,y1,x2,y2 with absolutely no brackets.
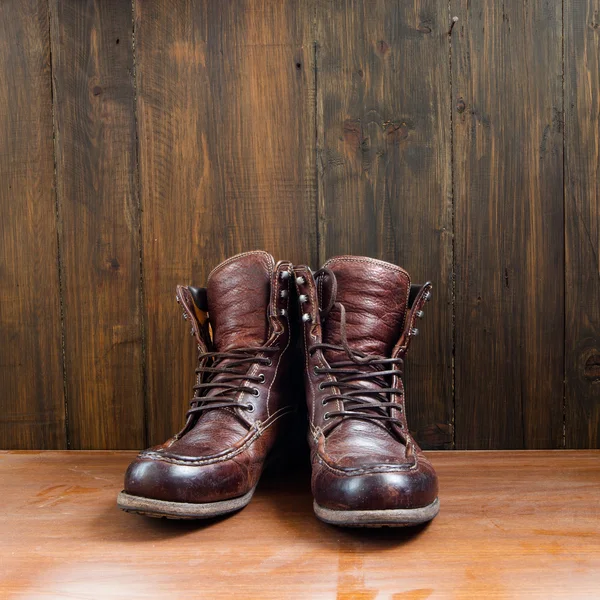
117,251,296,519
294,256,439,527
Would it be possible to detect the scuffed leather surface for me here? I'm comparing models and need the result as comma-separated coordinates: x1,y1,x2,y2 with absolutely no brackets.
296,257,438,512
208,251,274,351
124,443,263,503
320,256,411,362
124,252,294,504
311,451,438,511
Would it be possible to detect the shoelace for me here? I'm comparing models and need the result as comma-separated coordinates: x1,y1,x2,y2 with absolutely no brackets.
309,268,405,429
186,346,278,417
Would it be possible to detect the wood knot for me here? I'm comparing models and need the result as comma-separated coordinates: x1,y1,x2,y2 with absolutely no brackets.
376,40,390,55
384,121,409,143
456,97,466,113
92,86,103,96
584,354,600,382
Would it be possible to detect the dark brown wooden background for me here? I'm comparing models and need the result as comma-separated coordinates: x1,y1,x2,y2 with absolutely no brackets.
1,0,598,450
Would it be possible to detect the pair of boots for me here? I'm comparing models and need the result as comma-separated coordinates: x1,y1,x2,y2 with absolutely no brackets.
117,251,439,527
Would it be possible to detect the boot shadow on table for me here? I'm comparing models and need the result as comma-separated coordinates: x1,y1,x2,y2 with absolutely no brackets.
92,502,230,543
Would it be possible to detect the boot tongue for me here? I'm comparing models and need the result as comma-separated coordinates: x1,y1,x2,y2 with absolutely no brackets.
207,251,274,351
321,257,410,361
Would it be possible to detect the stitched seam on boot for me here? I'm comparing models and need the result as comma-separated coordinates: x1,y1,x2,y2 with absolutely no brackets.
140,408,293,466
267,265,291,418
206,250,274,283
315,452,419,476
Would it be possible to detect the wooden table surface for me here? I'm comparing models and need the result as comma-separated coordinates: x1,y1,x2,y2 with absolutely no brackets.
1,451,599,599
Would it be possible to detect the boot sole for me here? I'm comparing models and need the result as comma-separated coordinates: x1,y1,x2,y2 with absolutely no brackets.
116,487,256,520
314,497,440,528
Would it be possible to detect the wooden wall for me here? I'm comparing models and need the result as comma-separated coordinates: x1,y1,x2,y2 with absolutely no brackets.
0,0,598,450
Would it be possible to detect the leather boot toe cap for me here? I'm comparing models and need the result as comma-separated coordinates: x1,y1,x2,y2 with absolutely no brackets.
123,453,251,504
312,457,438,511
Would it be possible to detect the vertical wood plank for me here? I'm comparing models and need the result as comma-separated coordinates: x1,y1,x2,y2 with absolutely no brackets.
0,0,66,449
564,1,600,448
51,0,145,449
452,1,564,448
136,0,316,444
315,0,453,449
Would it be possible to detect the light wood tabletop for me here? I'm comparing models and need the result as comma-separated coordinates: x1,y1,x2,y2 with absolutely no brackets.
1,450,598,599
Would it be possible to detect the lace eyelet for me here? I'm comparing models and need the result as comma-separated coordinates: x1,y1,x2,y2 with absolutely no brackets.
257,374,265,383
318,382,325,391
280,271,290,281
302,313,311,323
266,358,272,366
251,388,260,397
313,366,319,375
321,398,328,406
299,294,308,303
416,310,424,318
246,403,255,412
323,412,330,420
280,290,288,298
411,328,419,336
280,308,287,317
296,276,305,285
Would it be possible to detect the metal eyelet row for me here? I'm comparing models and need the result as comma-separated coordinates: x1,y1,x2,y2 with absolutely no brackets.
278,269,292,319
410,291,430,335
296,276,311,322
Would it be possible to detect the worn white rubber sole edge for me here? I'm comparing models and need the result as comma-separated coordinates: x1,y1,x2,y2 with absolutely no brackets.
314,497,440,528
116,487,256,520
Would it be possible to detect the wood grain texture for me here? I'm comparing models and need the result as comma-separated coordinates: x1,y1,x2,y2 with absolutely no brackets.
564,1,600,448
1,450,599,598
135,0,316,444
452,1,564,448
315,1,453,449
50,0,144,449
0,1,65,449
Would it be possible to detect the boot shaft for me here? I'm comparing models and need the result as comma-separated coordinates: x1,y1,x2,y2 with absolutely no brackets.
174,251,295,435
294,256,432,435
